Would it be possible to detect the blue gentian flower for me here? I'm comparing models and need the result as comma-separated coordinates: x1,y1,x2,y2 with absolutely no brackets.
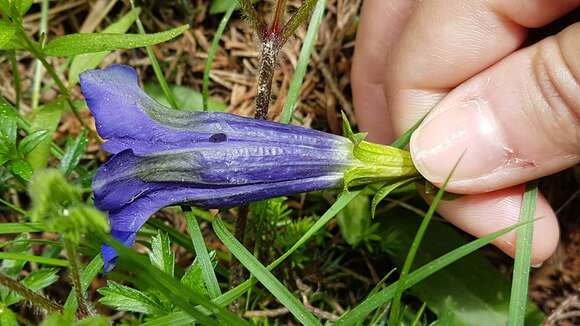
80,65,359,270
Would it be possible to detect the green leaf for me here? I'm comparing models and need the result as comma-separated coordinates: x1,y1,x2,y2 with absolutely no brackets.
98,281,167,315
8,159,32,181
0,108,17,147
210,0,258,14
5,268,59,305
0,20,16,48
28,98,66,171
0,234,29,280
371,178,418,218
68,7,142,86
16,0,32,15
0,252,68,267
109,236,251,326
213,218,322,326
185,209,221,298
148,231,175,277
508,182,540,326
142,190,363,326
43,25,189,57
64,255,103,314
40,313,74,326
380,214,544,326
333,220,535,325
336,193,371,246
0,223,44,234
77,316,109,326
144,83,226,112
0,308,18,326
58,128,88,177
181,255,211,298
18,129,48,155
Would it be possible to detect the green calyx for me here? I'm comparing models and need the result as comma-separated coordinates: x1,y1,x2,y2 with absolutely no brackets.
341,112,419,189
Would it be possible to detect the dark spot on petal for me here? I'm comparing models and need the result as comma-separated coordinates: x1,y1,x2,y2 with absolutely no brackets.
209,133,227,143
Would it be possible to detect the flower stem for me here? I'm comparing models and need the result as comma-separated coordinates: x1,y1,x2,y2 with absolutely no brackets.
63,238,90,318
255,38,279,120
0,272,63,314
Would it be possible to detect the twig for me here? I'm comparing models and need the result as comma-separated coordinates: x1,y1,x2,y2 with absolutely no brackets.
544,294,580,326
244,307,289,318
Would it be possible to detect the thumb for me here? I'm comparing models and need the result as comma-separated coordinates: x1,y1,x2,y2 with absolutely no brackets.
410,23,580,194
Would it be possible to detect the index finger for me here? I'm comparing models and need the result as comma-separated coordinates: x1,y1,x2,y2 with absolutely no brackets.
386,0,578,135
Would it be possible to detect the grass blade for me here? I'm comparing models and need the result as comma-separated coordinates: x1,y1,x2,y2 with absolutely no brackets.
203,2,235,111
0,223,44,234
280,0,325,124
507,182,538,325
132,7,180,110
184,209,222,299
110,237,250,326
213,218,322,326
143,190,360,325
388,153,464,324
334,219,534,325
0,253,68,267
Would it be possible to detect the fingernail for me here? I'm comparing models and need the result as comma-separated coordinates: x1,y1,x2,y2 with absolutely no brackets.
531,262,543,268
411,99,507,183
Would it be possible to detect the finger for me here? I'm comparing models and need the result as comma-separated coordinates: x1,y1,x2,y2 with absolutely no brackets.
411,23,580,193
433,185,560,265
351,0,415,143
385,0,579,135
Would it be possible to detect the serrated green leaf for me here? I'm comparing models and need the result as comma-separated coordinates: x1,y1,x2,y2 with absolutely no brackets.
180,255,211,298
0,20,15,48
98,281,167,315
18,129,48,155
68,8,142,86
148,231,175,276
43,25,189,57
58,128,88,177
144,83,226,112
8,159,32,181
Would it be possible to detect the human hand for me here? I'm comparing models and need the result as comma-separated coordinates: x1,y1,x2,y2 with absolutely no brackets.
351,0,580,265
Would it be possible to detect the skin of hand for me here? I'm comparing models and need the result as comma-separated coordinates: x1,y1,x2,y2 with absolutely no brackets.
352,0,580,265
